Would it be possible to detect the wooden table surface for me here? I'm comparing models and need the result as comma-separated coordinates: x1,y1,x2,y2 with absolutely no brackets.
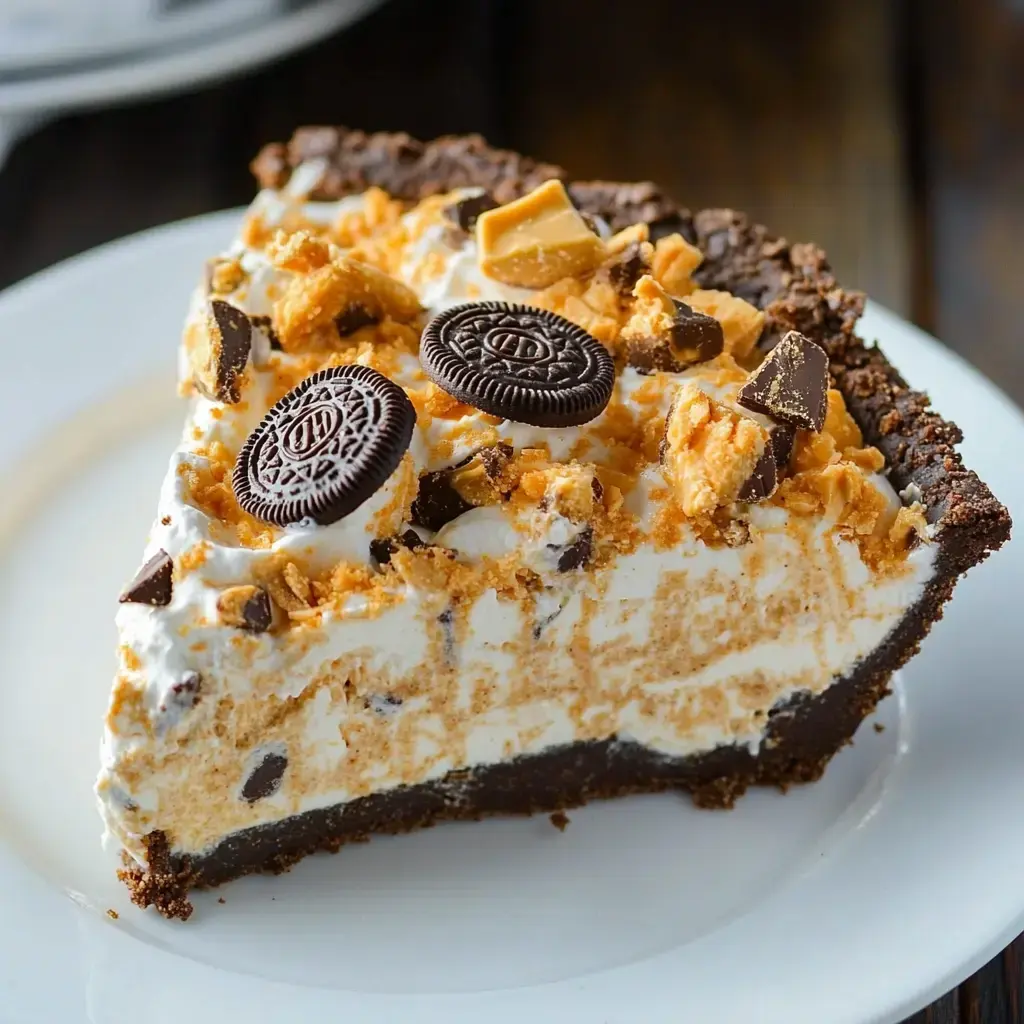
0,0,1019,1018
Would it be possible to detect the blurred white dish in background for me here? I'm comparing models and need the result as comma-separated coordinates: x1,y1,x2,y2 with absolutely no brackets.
0,0,282,72
0,0,384,169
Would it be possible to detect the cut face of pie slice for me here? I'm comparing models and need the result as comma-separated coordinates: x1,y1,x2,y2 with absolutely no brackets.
97,127,1010,920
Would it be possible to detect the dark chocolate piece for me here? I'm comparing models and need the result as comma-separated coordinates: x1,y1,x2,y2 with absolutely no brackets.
442,191,499,233
737,424,796,503
555,526,593,572
239,588,272,633
604,241,650,294
421,302,615,428
119,550,173,606
234,365,416,527
369,529,424,566
410,470,475,532
334,304,379,338
625,299,724,373
669,301,725,366
737,330,828,431
737,448,778,503
241,751,288,803
194,300,252,405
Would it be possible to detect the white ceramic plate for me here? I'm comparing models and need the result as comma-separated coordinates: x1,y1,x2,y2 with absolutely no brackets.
0,211,1020,1024
0,0,385,114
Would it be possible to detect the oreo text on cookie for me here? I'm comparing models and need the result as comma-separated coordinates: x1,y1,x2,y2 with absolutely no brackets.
420,302,615,428
233,365,416,527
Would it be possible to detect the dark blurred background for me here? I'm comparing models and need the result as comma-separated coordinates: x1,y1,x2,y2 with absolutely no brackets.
0,0,1021,405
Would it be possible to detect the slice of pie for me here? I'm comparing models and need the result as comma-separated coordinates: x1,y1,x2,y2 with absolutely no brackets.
98,127,1010,920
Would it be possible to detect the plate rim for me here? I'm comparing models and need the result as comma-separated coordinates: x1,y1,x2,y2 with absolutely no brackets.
0,209,1020,1024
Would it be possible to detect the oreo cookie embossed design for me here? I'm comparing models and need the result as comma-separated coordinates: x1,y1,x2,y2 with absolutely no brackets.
421,302,615,427
234,364,415,527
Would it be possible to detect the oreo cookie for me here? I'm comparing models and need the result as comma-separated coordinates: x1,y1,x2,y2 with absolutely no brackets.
233,364,416,527
420,302,615,428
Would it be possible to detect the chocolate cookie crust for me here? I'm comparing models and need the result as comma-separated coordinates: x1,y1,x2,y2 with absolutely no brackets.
123,128,1010,919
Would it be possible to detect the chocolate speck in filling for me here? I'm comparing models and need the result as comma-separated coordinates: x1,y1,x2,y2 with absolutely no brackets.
370,529,424,566
334,304,379,337
241,751,288,803
159,672,202,715
438,607,456,665
555,526,593,572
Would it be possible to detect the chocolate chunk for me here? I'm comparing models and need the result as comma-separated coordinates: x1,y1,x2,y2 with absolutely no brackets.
555,526,593,572
217,585,273,632
737,424,796,503
605,242,650,294
119,550,173,606
194,300,252,404
625,298,724,373
442,191,499,233
241,588,273,632
234,365,416,527
241,750,287,803
411,470,476,532
421,302,615,428
369,529,424,566
334,304,379,337
737,330,828,431
669,301,725,366
250,314,281,350
769,423,796,469
737,447,778,503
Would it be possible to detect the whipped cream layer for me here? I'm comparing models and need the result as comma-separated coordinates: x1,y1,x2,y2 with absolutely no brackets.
98,167,937,861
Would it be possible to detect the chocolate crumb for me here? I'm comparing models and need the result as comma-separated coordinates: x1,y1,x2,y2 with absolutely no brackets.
549,811,570,832
873,722,885,734
106,909,119,920
217,897,226,904
160,515,171,526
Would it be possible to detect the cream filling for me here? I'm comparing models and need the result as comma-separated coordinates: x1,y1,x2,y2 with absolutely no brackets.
97,175,938,862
